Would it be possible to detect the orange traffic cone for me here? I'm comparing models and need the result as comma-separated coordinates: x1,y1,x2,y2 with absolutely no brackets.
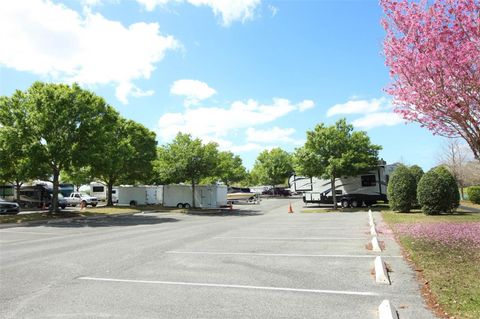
288,202,294,214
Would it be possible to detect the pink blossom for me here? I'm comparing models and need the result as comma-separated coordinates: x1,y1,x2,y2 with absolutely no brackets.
396,222,480,249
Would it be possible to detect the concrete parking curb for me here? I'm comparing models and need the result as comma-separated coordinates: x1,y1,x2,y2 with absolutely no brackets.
371,236,382,252
378,300,399,319
374,256,390,284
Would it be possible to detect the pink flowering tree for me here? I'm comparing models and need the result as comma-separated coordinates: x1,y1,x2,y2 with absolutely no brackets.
381,0,480,160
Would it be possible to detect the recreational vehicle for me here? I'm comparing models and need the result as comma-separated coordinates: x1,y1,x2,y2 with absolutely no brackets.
289,162,396,208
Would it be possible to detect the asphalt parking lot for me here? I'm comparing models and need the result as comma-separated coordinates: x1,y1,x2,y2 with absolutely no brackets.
0,198,436,318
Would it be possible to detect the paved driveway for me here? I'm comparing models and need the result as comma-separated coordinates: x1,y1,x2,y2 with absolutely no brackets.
0,198,435,318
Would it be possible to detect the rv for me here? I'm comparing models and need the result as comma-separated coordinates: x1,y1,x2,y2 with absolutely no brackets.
0,184,15,201
18,184,67,209
289,163,396,208
116,186,163,206
163,184,227,209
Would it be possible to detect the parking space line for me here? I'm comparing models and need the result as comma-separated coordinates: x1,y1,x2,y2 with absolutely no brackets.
165,251,403,258
78,276,379,296
213,236,366,241
0,230,61,236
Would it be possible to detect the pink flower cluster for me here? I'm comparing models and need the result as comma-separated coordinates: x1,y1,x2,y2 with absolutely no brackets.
396,222,480,249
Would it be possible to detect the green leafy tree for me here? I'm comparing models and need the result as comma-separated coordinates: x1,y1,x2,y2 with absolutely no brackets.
61,166,93,191
202,151,246,186
91,117,157,206
387,164,416,212
154,133,219,207
294,119,381,209
1,82,114,212
251,148,293,193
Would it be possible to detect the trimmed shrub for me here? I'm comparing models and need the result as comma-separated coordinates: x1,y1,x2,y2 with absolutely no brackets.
467,186,480,204
417,166,460,215
409,165,424,207
387,164,416,212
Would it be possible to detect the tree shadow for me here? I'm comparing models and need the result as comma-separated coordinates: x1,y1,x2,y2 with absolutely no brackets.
184,209,263,217
29,214,180,228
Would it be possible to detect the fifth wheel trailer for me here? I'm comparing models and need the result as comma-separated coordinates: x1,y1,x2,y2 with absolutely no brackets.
289,162,398,208
163,184,227,208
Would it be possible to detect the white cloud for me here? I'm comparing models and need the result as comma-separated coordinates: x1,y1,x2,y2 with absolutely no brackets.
352,112,404,130
327,97,387,117
136,0,261,26
157,98,311,142
268,4,278,17
0,0,178,104
170,79,216,106
298,99,315,112
246,127,296,143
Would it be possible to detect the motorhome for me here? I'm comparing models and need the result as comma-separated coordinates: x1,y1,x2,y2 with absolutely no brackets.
289,162,396,208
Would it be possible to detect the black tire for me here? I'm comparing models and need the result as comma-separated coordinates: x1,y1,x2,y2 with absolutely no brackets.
61,205,66,209
351,200,361,208
81,200,87,207
129,200,137,207
341,199,350,208
183,203,191,209
364,201,374,207
91,203,97,207
176,203,184,208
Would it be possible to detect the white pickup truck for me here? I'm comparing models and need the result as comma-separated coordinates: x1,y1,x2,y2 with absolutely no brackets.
65,192,98,207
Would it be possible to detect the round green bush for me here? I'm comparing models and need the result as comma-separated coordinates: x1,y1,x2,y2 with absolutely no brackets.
417,166,460,215
409,165,424,207
467,186,480,204
387,164,416,212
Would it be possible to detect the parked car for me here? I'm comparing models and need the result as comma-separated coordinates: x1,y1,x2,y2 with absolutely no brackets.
261,187,291,197
65,192,98,207
0,198,20,214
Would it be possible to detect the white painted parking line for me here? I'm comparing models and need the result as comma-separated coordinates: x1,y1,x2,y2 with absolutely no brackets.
165,251,403,258
78,276,380,296
0,230,60,236
214,236,366,241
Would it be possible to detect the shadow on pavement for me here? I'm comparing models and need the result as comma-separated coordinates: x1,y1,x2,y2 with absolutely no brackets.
32,215,180,228
185,209,263,217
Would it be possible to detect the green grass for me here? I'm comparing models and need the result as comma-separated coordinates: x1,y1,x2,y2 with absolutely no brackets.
461,200,480,210
383,210,480,319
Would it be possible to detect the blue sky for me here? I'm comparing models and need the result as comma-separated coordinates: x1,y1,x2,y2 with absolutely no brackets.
0,0,447,170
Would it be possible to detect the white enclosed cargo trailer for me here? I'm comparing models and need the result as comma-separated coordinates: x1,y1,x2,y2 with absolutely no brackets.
163,184,227,208
117,186,163,206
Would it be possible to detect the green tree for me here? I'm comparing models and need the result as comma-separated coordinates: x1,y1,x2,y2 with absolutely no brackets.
1,82,114,212
202,151,246,186
0,91,50,201
251,148,293,193
387,164,416,212
91,117,157,206
61,166,93,191
154,133,219,207
294,119,381,209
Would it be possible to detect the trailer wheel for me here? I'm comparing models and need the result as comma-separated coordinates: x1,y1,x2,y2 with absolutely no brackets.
351,200,361,208
341,199,350,208
176,203,184,208
129,200,137,207
183,203,191,209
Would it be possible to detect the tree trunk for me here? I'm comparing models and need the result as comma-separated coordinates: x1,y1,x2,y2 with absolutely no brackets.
272,185,275,196
460,186,464,200
192,180,196,208
15,180,22,202
107,181,114,206
51,170,60,213
331,177,337,210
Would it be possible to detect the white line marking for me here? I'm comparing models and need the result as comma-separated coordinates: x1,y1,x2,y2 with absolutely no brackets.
213,236,366,240
0,230,60,236
165,251,403,258
77,277,379,296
